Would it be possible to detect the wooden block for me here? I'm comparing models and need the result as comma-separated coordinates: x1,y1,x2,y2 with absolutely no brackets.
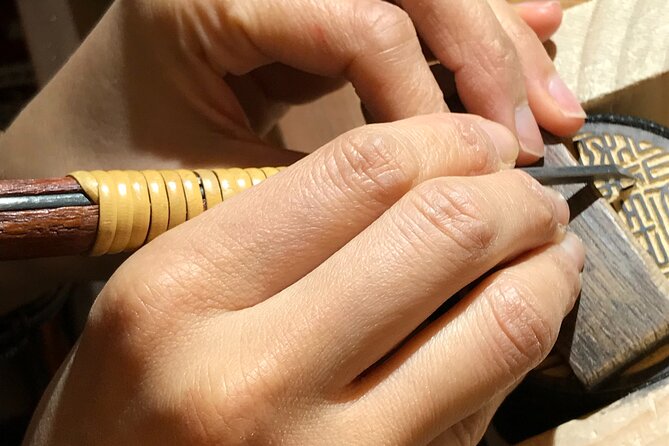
517,375,669,445
552,0,669,126
545,141,669,388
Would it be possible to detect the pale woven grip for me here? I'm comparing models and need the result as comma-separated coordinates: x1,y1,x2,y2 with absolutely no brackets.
68,167,283,256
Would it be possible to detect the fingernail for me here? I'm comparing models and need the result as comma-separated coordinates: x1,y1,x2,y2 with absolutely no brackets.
478,120,520,167
559,232,585,270
548,74,586,119
543,186,570,225
517,0,560,13
515,104,545,158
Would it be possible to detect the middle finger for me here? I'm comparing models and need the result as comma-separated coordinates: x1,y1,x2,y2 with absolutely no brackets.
122,114,517,312
268,170,568,386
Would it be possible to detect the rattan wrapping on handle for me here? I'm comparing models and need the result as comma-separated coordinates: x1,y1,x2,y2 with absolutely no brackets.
68,168,283,256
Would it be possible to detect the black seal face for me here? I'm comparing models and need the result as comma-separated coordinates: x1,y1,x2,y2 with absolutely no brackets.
492,115,669,444
577,114,669,279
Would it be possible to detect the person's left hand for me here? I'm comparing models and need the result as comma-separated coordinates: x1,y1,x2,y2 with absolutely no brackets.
390,0,584,158
0,0,581,313
2,0,581,182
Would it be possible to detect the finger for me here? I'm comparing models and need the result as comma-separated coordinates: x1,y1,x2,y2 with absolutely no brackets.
155,0,447,122
347,234,584,444
427,406,498,446
399,0,544,162
405,1,560,60
112,114,518,314
512,0,563,42
488,0,586,136
415,1,562,103
427,388,509,446
270,170,569,387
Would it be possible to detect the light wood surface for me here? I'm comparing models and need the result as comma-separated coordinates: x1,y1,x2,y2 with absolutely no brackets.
552,0,669,126
518,376,669,446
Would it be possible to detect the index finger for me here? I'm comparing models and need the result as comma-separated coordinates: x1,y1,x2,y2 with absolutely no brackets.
397,0,545,162
152,0,448,121
109,114,517,315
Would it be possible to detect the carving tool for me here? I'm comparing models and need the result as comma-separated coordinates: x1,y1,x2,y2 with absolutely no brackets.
521,165,635,186
0,165,633,215
0,164,635,261
0,159,660,392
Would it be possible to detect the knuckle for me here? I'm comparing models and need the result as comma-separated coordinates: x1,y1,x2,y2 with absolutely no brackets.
356,1,416,50
531,201,559,240
181,374,273,443
475,33,519,74
447,118,499,174
484,279,557,378
329,128,417,206
83,289,171,384
87,260,191,353
505,20,540,52
458,35,522,97
409,180,496,260
449,415,488,446
87,282,152,344
452,27,517,71
516,172,561,234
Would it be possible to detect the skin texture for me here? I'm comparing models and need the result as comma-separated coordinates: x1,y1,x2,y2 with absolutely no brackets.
0,1,585,444
24,115,584,445
0,0,579,313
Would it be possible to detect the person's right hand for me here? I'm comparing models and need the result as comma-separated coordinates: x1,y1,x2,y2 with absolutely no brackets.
1,0,581,313
25,114,584,445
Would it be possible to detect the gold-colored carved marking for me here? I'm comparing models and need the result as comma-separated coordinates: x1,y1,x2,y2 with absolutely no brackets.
577,127,669,277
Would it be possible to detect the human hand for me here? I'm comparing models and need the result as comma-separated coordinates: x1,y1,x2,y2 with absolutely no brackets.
389,0,584,162
2,0,581,182
0,0,581,311
25,114,583,445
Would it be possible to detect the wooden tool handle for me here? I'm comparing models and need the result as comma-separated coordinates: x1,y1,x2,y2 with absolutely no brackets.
0,168,283,260
0,178,97,259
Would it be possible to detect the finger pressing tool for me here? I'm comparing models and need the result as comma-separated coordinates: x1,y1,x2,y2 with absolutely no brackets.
0,164,635,261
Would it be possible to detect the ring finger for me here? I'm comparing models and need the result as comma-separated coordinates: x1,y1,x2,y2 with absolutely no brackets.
340,235,584,444
266,170,569,387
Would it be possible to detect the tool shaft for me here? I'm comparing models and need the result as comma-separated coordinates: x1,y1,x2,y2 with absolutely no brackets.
520,165,633,185
0,164,635,260
0,193,91,211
